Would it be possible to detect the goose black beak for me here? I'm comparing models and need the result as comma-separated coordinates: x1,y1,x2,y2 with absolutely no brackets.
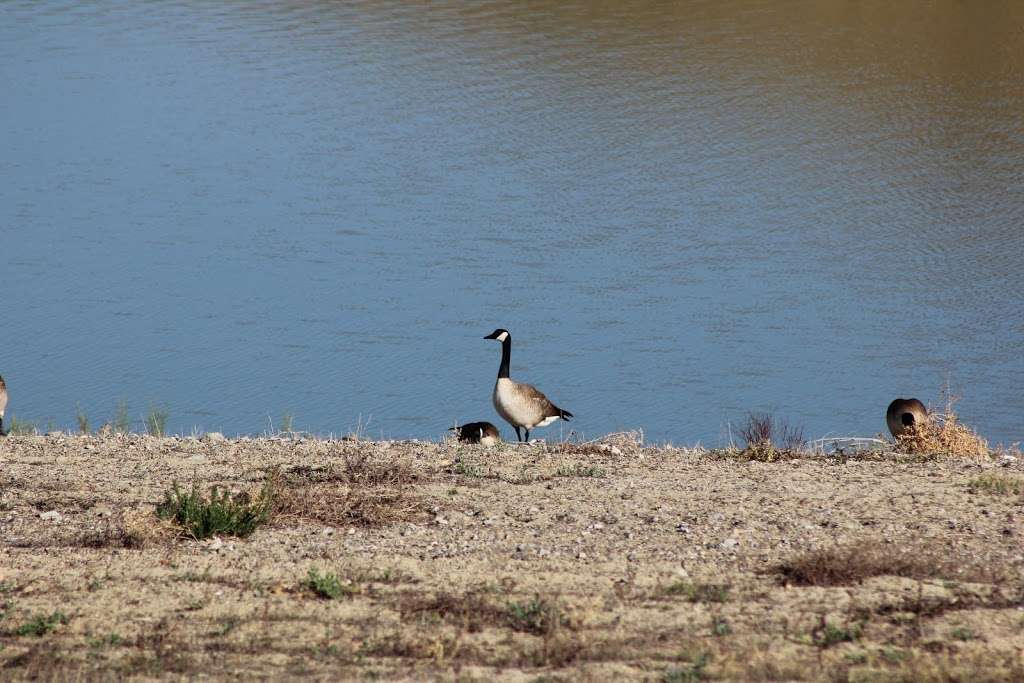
484,332,499,340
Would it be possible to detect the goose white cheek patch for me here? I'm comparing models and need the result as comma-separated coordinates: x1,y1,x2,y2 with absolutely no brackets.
496,332,509,342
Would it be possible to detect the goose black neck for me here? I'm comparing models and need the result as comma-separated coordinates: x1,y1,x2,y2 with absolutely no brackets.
497,337,511,379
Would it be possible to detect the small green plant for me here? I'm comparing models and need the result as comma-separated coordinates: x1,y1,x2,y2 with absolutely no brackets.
950,625,975,641
664,581,730,603
14,611,67,637
5,415,37,436
451,460,482,477
506,597,564,635
75,403,90,434
87,632,122,648
968,473,1024,496
304,568,358,600
280,413,294,433
156,480,273,539
664,652,710,682
711,618,731,636
555,464,606,478
813,620,860,648
113,400,131,434
145,404,169,437
215,616,241,636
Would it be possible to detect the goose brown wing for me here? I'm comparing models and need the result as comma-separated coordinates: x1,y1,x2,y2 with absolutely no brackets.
515,382,566,419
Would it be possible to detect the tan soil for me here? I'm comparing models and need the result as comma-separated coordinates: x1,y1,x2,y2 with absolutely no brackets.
1,434,1022,681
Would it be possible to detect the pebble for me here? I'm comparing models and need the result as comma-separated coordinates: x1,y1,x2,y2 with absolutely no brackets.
203,432,226,443
39,510,62,522
322,527,335,536
720,538,739,550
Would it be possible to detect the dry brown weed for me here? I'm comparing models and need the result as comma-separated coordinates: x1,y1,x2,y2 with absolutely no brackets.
775,540,1006,586
894,390,990,459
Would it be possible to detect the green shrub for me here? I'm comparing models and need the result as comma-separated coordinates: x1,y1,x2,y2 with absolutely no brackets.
156,480,273,539
304,568,358,600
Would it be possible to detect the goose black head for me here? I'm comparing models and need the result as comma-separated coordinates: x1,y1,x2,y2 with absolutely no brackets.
484,329,510,342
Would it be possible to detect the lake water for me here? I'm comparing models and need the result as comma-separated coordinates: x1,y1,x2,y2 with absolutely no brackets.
2,0,1022,445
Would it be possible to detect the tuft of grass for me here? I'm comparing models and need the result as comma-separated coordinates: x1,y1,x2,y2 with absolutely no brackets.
145,404,169,437
113,400,131,434
968,472,1023,496
451,459,483,477
664,581,731,603
280,413,294,433
554,464,606,478
13,611,68,637
664,652,710,682
813,619,860,648
505,596,566,636
775,540,1004,586
950,626,975,641
6,415,38,436
737,411,805,453
304,568,358,600
156,479,273,540
75,404,90,434
87,633,122,648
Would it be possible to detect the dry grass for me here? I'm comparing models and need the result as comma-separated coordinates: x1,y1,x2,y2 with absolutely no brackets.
968,472,1024,496
272,450,432,527
549,430,644,457
894,391,990,459
774,540,1006,586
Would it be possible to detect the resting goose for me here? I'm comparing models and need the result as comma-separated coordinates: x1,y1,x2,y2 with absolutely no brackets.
450,421,501,446
484,329,572,442
886,397,928,438
0,376,7,437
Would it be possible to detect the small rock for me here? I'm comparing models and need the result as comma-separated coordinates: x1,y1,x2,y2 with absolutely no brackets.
208,538,224,551
39,510,62,522
322,527,335,536
577,551,587,560
203,432,226,443
675,523,690,534
434,516,449,526
720,538,739,550
593,522,605,530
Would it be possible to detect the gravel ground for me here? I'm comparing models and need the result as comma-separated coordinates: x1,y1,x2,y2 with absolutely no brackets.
1,434,1022,681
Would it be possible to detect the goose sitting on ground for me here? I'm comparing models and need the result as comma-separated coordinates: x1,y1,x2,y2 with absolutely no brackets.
450,421,501,446
0,376,7,437
886,397,928,438
484,329,572,442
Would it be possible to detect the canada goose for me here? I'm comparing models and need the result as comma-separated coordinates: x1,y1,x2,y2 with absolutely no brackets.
484,329,572,442
450,421,501,446
886,398,928,438
0,376,7,437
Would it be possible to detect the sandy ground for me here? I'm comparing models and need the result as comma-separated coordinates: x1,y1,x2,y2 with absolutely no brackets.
1,434,1022,681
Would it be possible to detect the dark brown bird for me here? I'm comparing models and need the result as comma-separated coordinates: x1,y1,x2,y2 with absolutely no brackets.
450,421,501,446
0,375,8,437
886,398,928,438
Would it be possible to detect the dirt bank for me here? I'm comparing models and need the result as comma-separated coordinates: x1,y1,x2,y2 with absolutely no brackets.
1,434,1022,680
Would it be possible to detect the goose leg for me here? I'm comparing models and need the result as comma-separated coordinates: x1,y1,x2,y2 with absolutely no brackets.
0,418,5,437
524,429,530,442
514,426,522,442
